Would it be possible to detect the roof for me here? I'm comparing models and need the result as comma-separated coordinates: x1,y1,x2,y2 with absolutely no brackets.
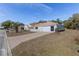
30,21,58,27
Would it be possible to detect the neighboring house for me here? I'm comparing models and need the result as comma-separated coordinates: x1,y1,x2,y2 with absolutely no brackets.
25,21,64,32
0,24,4,30
0,27,4,30
18,25,24,32
24,25,31,30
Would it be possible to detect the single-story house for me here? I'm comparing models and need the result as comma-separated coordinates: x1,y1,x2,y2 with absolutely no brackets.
0,24,4,30
25,21,64,32
24,25,31,30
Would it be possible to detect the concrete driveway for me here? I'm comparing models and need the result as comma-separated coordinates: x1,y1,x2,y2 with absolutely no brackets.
8,32,50,49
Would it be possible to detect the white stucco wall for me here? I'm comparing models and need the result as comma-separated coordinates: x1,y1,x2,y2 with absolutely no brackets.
24,25,29,30
54,25,57,31
30,25,57,32
37,26,51,32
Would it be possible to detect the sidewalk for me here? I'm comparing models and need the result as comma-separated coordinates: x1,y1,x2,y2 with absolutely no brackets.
0,30,12,56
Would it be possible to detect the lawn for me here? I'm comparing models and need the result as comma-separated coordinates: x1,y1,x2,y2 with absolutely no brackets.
11,30,79,56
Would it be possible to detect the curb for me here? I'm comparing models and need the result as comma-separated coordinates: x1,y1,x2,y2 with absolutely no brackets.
4,31,12,56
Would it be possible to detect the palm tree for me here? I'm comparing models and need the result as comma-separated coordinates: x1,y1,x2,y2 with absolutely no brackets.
13,22,24,33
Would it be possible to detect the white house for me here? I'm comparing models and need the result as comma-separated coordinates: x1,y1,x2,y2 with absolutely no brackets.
24,25,31,30
26,21,61,32
0,24,4,30
24,21,65,32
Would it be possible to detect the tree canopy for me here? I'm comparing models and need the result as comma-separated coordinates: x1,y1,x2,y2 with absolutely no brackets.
1,20,14,29
64,13,79,29
1,20,24,32
51,18,62,24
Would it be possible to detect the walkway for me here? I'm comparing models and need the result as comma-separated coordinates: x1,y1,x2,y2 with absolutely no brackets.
0,30,12,56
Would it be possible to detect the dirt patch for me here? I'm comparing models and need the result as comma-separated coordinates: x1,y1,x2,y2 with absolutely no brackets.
12,30,79,56
7,30,35,37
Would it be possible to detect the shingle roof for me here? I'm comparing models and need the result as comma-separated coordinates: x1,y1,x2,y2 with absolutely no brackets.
31,21,58,27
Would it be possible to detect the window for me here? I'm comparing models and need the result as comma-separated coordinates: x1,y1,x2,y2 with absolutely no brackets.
35,27,38,29
51,26,54,31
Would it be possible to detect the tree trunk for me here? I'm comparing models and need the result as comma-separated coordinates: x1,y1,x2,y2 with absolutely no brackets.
15,26,18,33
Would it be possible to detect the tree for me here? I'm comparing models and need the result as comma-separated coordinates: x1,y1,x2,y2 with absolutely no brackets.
51,18,62,24
12,22,24,33
56,18,62,24
1,20,14,29
64,17,72,29
64,13,79,29
1,20,24,33
51,20,58,23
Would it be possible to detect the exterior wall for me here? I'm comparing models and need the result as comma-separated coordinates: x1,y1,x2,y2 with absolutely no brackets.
30,25,57,32
54,25,57,31
24,26,29,30
30,26,50,32
30,24,65,32
37,26,51,32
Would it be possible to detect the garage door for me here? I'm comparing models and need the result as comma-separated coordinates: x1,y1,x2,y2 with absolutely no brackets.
38,26,50,32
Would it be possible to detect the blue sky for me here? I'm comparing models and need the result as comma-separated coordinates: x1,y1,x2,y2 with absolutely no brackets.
0,3,79,24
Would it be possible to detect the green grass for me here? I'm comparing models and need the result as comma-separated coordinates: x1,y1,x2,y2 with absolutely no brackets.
11,30,79,56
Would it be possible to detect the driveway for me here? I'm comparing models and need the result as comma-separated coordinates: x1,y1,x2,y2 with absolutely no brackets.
8,32,50,49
